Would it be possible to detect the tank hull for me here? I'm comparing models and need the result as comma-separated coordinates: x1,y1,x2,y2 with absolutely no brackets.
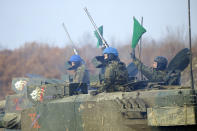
21,89,197,131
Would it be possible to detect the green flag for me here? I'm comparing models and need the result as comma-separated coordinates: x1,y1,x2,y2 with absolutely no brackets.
94,25,103,48
131,17,146,48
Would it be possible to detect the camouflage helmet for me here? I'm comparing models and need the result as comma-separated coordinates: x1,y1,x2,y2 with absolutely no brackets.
154,56,168,70
103,47,119,56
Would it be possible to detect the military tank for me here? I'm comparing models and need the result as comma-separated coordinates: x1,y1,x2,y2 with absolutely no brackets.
1,48,197,131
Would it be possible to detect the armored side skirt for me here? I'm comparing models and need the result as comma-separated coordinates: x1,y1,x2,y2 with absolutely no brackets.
147,106,197,126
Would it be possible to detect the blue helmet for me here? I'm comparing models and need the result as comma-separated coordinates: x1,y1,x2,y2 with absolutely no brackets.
67,55,83,70
69,55,82,63
103,47,118,56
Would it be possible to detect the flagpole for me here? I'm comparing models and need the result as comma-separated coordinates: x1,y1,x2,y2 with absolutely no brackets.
188,0,194,89
132,16,136,61
84,7,109,48
139,17,143,80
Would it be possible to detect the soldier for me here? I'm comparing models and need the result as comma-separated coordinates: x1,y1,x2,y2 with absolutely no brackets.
90,47,128,95
67,55,89,84
131,54,181,85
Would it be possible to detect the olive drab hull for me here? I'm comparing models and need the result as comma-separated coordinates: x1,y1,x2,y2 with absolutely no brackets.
1,77,197,131
0,129,20,131
20,87,197,131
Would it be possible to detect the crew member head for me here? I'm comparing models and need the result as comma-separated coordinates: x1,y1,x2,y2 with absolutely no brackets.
67,55,83,70
102,47,119,62
153,56,168,70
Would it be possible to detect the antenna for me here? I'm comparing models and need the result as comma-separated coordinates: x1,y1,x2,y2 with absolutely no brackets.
187,0,194,89
62,23,78,55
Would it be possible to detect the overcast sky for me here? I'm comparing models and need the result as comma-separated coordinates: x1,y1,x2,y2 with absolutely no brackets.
0,0,196,49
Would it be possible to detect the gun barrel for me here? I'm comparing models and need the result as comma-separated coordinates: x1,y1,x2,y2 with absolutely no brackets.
84,7,109,48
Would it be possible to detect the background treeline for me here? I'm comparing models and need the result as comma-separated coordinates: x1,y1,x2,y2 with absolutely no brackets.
0,33,197,100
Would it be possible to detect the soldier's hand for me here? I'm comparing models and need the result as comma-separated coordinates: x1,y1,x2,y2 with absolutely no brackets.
101,45,106,50
124,86,132,92
90,82,100,88
130,52,136,60
90,91,98,96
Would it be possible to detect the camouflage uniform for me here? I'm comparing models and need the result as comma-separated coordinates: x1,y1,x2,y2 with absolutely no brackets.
91,60,128,93
73,64,89,84
133,58,180,85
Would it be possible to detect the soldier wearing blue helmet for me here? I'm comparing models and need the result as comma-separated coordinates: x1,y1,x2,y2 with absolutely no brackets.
67,55,89,84
90,47,128,95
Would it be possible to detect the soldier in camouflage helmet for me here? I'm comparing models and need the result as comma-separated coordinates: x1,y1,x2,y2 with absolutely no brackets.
131,54,180,85
153,56,168,71
67,55,89,84
90,47,128,95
